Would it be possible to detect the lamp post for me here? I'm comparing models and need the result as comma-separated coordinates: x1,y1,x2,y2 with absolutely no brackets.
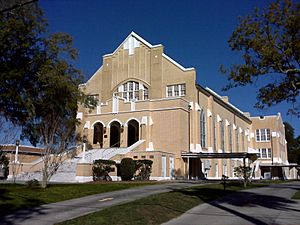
82,135,87,162
14,140,20,163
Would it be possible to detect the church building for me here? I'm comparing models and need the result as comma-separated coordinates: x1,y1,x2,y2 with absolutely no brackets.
76,32,294,181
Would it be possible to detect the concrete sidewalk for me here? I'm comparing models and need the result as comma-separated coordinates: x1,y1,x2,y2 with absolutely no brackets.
0,181,203,225
163,181,300,225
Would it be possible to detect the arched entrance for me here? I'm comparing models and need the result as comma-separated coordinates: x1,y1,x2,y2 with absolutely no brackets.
93,122,104,148
127,120,139,147
110,121,121,147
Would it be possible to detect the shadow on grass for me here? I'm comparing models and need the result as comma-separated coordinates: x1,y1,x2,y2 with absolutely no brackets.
0,186,47,225
174,182,300,225
0,204,46,225
0,188,13,201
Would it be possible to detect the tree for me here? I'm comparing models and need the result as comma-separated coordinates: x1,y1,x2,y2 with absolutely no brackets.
0,1,96,187
221,0,300,116
284,122,300,164
0,150,9,179
234,165,252,188
0,0,46,124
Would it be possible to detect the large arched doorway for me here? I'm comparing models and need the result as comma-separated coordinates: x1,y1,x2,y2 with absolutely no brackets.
93,122,104,148
127,120,139,147
110,121,121,147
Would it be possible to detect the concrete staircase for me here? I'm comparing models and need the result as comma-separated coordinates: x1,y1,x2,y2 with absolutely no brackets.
80,140,145,163
13,140,145,183
15,159,79,183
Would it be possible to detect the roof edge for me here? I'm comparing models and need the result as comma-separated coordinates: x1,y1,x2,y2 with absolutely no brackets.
196,84,252,124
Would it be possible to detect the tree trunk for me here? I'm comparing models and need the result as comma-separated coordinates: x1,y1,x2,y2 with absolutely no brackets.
41,169,48,188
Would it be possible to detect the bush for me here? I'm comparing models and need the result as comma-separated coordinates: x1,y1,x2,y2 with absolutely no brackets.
134,160,153,180
120,158,136,181
93,159,116,181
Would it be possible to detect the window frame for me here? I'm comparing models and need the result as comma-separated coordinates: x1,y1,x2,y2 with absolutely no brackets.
115,81,149,102
256,129,271,142
258,148,272,159
166,83,186,97
200,109,206,148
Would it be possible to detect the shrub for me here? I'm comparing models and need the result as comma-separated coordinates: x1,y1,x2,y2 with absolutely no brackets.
120,158,136,181
134,159,153,180
93,159,116,181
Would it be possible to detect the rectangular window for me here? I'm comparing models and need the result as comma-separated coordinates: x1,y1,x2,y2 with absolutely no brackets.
180,84,186,96
256,129,260,141
174,85,179,96
166,84,186,97
256,129,271,142
258,148,272,158
167,86,173,97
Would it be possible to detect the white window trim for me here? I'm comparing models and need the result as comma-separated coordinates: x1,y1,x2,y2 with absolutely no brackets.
258,148,272,159
256,129,271,142
166,83,186,97
114,81,148,102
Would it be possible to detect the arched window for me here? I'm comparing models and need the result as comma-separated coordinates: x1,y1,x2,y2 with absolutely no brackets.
228,125,232,153
200,110,206,147
220,120,225,152
127,120,139,146
213,116,217,151
235,128,239,152
114,81,148,101
93,122,104,147
110,121,121,147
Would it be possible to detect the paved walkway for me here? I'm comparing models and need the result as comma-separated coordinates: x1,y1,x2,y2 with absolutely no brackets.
163,181,300,225
0,181,203,225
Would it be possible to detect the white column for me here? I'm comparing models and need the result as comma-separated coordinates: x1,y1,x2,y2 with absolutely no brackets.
14,144,19,163
82,142,86,161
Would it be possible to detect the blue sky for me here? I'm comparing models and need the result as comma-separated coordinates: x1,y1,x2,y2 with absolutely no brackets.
40,0,299,135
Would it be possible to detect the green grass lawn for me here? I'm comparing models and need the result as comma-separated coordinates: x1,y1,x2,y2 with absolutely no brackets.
58,182,267,225
0,181,156,216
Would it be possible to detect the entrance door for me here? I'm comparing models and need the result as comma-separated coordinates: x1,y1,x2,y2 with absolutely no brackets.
127,120,139,147
169,157,174,178
162,156,167,178
93,122,104,148
110,121,121,147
